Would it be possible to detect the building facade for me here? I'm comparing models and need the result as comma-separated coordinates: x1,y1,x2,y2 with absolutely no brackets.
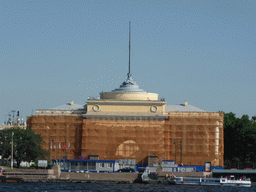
27,75,224,167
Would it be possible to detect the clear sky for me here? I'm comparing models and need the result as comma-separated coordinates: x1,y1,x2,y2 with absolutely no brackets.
1,0,255,124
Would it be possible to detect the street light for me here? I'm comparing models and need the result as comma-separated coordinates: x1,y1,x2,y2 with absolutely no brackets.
173,141,176,164
180,141,182,165
11,132,14,169
52,137,56,163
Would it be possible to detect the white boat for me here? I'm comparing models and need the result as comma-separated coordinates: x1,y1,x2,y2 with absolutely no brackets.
168,176,251,187
142,171,251,187
175,177,221,186
172,176,251,187
219,177,251,187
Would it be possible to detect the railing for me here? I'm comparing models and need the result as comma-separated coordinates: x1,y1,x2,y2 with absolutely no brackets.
87,96,166,101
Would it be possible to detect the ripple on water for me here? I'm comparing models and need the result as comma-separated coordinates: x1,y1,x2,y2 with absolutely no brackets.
0,182,255,192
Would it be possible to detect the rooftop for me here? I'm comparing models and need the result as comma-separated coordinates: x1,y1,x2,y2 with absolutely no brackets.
166,104,205,112
49,103,87,111
38,102,205,113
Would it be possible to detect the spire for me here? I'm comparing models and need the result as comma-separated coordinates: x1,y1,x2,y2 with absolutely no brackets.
127,21,131,79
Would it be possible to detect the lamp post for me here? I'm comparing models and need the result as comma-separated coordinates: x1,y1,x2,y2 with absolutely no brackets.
180,141,182,165
11,132,14,169
64,139,67,160
47,126,50,151
173,141,176,164
52,137,56,164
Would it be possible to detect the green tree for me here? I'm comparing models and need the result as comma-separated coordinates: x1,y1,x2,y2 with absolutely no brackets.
0,127,49,168
223,112,256,163
236,115,256,162
223,112,239,161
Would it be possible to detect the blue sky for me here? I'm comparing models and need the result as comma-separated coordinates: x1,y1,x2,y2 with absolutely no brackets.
1,0,255,124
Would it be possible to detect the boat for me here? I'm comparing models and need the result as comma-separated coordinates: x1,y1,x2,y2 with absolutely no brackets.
0,175,23,183
142,170,251,187
141,169,172,184
219,176,251,187
174,177,220,186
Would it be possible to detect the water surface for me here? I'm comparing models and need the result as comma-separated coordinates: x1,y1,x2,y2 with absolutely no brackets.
0,182,255,192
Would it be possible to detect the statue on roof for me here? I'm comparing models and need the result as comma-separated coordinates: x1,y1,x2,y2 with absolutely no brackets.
123,74,135,85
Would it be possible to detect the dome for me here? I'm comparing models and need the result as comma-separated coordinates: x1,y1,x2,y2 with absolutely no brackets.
100,75,158,100
111,76,146,93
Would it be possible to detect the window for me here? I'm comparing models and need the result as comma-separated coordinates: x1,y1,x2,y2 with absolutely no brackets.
81,162,87,170
99,163,104,168
88,162,96,170
71,162,77,169
107,163,112,168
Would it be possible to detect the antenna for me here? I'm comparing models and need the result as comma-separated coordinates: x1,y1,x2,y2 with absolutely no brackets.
128,21,131,78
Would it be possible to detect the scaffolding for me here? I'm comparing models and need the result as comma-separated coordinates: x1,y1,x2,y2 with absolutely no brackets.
27,115,83,160
27,111,224,166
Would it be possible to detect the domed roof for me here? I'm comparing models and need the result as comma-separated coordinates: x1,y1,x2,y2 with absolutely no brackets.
99,74,158,100
110,75,147,93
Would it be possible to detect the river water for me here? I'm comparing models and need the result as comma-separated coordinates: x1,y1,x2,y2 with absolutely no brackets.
0,182,256,192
